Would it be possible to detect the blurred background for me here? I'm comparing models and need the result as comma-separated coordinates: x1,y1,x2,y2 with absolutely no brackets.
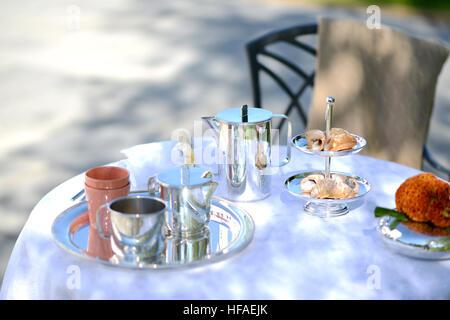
0,0,448,285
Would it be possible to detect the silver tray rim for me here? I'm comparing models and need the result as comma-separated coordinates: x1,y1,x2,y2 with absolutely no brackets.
51,191,255,270
284,171,371,204
292,132,366,157
376,216,450,260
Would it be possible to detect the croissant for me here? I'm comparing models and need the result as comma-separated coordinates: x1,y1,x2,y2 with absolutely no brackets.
327,128,357,152
305,128,357,152
310,178,357,199
301,173,359,199
331,173,360,194
305,130,325,151
300,174,325,193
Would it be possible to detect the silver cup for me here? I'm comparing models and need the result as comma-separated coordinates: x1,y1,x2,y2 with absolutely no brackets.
97,195,167,265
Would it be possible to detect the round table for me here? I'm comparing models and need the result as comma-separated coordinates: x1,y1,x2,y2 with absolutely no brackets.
1,140,449,299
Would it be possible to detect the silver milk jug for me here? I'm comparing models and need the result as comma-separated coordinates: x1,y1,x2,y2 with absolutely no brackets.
202,106,291,201
148,165,218,237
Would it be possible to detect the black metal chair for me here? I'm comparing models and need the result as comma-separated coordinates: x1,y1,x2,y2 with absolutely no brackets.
245,23,450,179
246,23,317,131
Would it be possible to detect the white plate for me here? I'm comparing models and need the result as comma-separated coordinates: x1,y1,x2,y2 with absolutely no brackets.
377,216,450,260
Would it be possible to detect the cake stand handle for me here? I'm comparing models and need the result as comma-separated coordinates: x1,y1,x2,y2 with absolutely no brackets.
324,96,334,179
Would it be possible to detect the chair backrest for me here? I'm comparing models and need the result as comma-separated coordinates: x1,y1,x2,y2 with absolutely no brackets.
246,24,317,131
308,17,449,170
246,19,449,173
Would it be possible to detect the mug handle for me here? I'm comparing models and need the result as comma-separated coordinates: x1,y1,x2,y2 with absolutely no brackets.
271,114,291,167
96,204,110,240
148,175,173,235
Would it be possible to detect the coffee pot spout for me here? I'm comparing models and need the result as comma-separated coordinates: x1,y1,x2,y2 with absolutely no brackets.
203,181,218,204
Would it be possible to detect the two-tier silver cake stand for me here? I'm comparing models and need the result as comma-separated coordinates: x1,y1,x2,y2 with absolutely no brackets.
286,96,371,218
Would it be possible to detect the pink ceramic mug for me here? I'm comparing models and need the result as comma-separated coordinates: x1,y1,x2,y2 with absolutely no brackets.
85,166,130,230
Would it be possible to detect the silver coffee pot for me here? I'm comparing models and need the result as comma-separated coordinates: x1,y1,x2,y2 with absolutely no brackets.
202,106,291,201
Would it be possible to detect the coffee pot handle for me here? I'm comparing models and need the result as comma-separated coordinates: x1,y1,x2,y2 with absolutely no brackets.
148,175,160,197
271,114,291,167
96,204,110,240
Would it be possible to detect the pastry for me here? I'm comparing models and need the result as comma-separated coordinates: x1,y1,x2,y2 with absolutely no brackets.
305,130,325,151
300,173,359,199
305,128,357,152
300,174,325,193
395,173,450,228
327,128,357,152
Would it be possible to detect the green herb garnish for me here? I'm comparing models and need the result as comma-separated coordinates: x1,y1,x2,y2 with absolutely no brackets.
374,207,409,222
388,219,402,230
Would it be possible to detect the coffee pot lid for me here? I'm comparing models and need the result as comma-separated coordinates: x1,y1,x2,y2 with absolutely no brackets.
157,166,213,188
215,107,272,124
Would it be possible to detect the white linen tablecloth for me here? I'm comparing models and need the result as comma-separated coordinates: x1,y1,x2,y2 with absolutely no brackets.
1,140,449,299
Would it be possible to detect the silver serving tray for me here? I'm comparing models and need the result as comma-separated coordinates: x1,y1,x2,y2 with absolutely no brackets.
377,216,450,260
52,191,254,269
292,132,366,157
285,171,371,217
